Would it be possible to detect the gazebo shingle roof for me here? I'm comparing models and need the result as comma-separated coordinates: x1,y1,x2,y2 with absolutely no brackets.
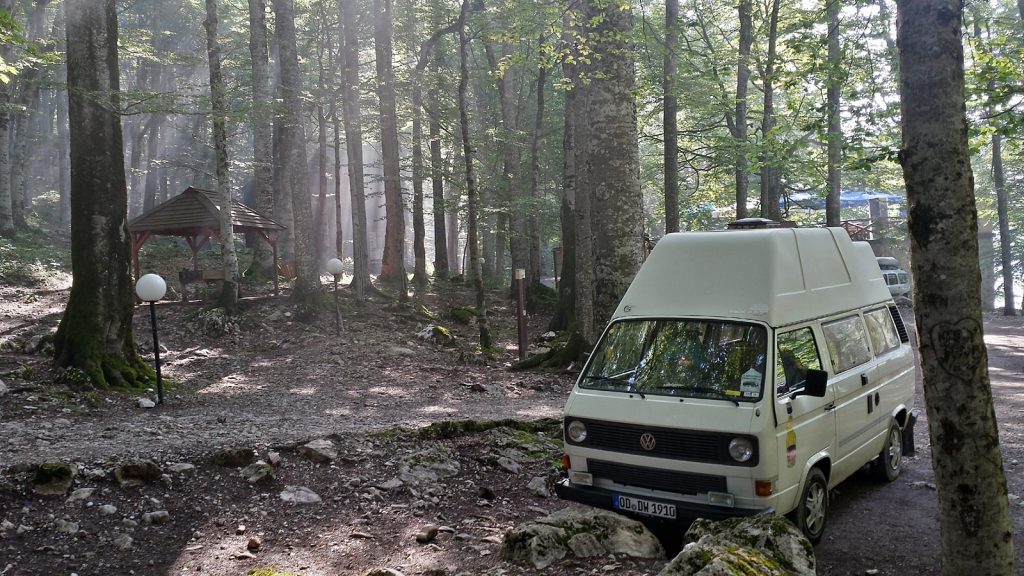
127,187,284,235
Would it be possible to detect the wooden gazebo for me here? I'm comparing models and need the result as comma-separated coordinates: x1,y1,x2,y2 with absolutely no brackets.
128,187,286,295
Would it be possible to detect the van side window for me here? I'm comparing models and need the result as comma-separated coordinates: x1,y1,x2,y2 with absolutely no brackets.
775,328,822,395
821,315,873,373
864,308,900,355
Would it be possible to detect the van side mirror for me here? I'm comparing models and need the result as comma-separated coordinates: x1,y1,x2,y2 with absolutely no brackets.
797,369,828,398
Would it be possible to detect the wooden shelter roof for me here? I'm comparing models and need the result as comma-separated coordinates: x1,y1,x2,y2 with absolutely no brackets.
127,187,284,235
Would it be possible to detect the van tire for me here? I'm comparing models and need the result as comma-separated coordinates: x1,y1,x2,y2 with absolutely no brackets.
873,421,903,482
790,467,828,544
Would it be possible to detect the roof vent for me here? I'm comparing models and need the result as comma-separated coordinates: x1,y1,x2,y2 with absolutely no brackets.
728,218,780,229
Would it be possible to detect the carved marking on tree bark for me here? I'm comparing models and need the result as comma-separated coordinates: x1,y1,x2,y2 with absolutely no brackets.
930,319,983,381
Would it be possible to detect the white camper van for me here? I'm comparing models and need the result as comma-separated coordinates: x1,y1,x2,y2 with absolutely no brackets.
555,227,916,543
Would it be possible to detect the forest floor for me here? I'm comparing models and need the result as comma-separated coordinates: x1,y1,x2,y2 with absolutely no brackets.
0,246,1022,576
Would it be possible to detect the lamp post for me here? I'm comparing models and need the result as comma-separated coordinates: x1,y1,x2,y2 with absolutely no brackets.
326,258,344,335
135,273,167,404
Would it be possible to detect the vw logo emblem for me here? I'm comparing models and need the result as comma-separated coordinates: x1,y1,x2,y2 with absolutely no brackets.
639,433,657,451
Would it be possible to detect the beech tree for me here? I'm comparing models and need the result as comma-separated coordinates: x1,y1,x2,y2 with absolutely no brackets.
374,0,407,292
896,0,1015,573
54,0,151,387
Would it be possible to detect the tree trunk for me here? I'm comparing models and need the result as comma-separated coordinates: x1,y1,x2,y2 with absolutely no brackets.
204,0,239,310
338,0,370,300
428,86,449,280
825,0,842,227
56,46,71,230
579,0,644,335
568,3,594,344
734,0,752,221
373,0,406,294
272,0,321,313
247,0,276,279
315,102,328,265
549,22,577,334
332,105,344,259
896,1,1015,573
527,34,547,301
411,82,429,287
457,0,490,348
9,0,50,229
142,120,162,213
55,0,151,388
124,119,146,219
759,0,781,221
663,0,679,233
0,0,12,236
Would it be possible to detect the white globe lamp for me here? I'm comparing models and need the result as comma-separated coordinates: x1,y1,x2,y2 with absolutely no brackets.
135,273,167,405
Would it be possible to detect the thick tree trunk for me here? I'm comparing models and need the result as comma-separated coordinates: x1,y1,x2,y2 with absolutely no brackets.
759,0,781,221
247,0,276,279
55,0,151,388
663,0,679,233
579,0,644,335
273,0,321,312
204,0,240,310
549,26,577,334
373,0,406,293
568,3,594,344
338,0,370,300
458,0,490,348
896,1,1015,573
734,0,752,221
825,0,842,227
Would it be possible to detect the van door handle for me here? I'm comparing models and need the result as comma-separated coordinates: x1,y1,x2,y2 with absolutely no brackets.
861,374,869,386
824,402,836,411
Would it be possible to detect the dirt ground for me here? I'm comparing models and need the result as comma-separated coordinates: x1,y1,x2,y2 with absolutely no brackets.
0,275,1022,576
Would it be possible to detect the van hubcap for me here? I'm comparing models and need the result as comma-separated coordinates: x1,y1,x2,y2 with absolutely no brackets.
887,427,902,470
805,483,826,534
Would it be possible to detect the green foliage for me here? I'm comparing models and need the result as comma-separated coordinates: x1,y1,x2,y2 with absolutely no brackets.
248,569,298,576
0,226,70,286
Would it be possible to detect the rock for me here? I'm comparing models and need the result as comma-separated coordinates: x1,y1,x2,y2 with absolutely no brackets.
416,525,439,544
299,439,338,463
363,569,405,576
280,485,322,504
501,505,663,569
658,513,815,576
374,478,404,490
567,532,606,558
398,447,460,485
0,379,7,396
540,331,557,340
137,398,156,409
112,534,133,550
98,505,117,515
234,551,255,560
66,488,95,503
30,462,78,497
210,447,256,467
266,451,283,466
388,346,417,357
527,476,550,499
240,461,274,484
467,382,488,393
167,462,196,474
142,510,171,525
247,536,262,552
416,325,457,347
495,456,521,474
0,520,14,532
114,460,161,488
54,519,79,534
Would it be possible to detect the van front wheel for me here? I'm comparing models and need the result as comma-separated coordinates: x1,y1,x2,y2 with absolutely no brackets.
791,467,828,544
873,421,903,482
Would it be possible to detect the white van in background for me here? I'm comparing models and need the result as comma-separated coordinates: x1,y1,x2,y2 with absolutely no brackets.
555,227,916,543
876,257,911,300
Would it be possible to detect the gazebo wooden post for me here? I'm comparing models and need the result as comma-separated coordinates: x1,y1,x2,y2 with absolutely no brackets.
272,238,279,296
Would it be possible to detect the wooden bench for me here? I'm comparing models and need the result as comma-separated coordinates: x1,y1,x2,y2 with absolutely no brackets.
178,268,226,301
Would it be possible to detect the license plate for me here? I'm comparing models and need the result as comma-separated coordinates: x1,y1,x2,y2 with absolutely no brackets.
613,494,677,519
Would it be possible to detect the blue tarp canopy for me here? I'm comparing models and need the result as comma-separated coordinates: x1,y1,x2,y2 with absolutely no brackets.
783,189,904,210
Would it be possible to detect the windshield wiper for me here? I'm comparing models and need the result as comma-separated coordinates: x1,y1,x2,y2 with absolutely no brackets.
584,375,645,399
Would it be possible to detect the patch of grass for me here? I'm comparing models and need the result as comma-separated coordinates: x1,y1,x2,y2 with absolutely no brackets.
248,569,298,576
0,227,70,286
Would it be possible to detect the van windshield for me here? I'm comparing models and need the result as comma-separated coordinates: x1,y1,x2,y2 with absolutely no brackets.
580,319,768,402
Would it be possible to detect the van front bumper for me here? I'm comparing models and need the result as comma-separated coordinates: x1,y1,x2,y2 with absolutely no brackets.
554,478,772,526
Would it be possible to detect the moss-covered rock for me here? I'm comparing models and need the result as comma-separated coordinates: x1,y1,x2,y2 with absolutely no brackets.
446,306,477,325
113,459,161,488
30,462,77,496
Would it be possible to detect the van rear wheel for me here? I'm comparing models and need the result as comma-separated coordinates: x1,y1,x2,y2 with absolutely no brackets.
873,421,903,482
789,467,828,544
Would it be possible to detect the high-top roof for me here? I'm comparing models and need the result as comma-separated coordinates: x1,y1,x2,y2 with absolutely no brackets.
127,187,284,235
613,227,891,327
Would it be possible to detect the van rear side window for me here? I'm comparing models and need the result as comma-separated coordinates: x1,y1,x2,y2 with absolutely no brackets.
864,308,900,355
821,315,873,373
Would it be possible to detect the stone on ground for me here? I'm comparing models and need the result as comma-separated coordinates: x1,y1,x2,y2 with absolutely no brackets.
113,460,161,488
30,462,77,496
280,485,322,504
299,439,337,463
500,504,664,569
658,513,815,576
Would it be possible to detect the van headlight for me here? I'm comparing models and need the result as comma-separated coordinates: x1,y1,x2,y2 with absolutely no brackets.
567,420,588,443
728,438,754,462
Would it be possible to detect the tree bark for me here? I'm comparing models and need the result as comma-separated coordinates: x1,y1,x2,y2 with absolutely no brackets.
55,0,151,388
825,0,842,227
373,0,407,294
0,0,12,236
896,1,1015,573
734,0,752,221
549,16,578,334
411,82,429,287
247,0,276,279
338,0,370,300
204,0,240,310
272,0,321,313
142,119,162,213
759,0,782,221
458,0,490,348
663,0,679,233
9,0,50,229
579,0,644,335
527,34,547,301
568,2,594,344
428,83,449,279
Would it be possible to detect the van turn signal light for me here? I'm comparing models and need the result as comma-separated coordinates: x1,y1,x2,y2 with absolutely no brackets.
755,480,773,497
562,453,571,471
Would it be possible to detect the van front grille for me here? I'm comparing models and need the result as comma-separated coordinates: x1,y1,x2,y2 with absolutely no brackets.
566,419,758,467
587,460,727,495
